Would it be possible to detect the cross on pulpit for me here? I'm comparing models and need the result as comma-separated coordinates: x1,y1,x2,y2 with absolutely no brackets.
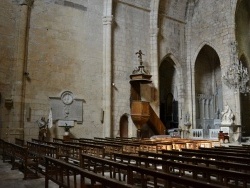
135,50,144,65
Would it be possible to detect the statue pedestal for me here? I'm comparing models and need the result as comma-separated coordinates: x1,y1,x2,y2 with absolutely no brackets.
220,124,241,143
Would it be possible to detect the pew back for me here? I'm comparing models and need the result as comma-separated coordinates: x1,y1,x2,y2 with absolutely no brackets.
45,156,134,188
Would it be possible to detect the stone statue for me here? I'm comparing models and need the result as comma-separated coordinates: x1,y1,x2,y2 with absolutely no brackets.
184,112,191,126
37,117,49,141
221,104,234,125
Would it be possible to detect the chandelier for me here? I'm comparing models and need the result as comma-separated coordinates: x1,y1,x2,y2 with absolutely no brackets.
222,41,250,94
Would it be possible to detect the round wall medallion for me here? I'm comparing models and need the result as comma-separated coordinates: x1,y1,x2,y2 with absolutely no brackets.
61,91,74,105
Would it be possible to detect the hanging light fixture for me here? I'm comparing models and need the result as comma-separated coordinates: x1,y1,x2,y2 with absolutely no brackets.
222,41,250,94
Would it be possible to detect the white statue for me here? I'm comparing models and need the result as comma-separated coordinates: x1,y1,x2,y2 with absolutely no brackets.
221,103,234,125
184,112,191,126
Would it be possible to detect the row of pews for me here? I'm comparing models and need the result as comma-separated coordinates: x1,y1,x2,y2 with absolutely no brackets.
0,137,250,187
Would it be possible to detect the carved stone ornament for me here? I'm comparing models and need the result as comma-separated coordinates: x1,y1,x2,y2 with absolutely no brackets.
61,91,74,105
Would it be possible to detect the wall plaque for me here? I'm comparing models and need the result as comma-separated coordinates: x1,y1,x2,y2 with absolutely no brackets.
49,91,85,123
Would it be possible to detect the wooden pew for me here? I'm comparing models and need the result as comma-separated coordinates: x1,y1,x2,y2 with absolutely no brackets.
228,145,250,151
162,149,250,164
81,153,128,181
79,138,96,143
52,138,64,143
127,164,227,188
62,141,106,159
2,140,14,162
93,137,107,141
79,140,123,158
31,138,45,144
33,140,104,164
139,142,158,153
215,146,250,153
26,141,57,169
182,148,250,159
0,139,4,155
69,138,80,143
15,138,25,146
156,141,173,151
11,143,39,179
122,143,140,154
198,147,250,157
81,153,227,188
79,142,105,158
93,142,122,157
113,152,250,187
45,156,134,188
115,137,134,141
31,140,82,164
47,142,82,164
242,144,250,148
139,151,250,174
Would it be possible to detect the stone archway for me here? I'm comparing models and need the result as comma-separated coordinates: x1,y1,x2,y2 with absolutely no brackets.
159,56,179,130
194,45,222,138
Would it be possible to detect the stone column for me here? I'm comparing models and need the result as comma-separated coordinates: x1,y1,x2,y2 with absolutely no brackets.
150,0,160,115
234,91,241,143
201,99,205,120
150,27,159,113
10,0,33,141
102,0,113,137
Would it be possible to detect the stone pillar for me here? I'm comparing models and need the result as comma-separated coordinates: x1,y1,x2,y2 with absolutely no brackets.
150,0,159,115
201,99,204,120
233,91,242,143
9,0,33,141
150,27,159,113
102,0,113,137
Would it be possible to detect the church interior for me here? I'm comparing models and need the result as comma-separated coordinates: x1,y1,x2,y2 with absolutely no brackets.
0,0,250,187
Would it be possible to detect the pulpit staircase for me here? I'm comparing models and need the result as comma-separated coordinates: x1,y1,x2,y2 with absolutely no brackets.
131,100,166,136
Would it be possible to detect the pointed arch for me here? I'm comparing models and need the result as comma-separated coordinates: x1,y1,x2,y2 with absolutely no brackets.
160,53,183,76
193,45,222,138
191,42,221,68
159,53,183,129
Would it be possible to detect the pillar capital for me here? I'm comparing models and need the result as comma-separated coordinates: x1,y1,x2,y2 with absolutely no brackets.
103,15,113,25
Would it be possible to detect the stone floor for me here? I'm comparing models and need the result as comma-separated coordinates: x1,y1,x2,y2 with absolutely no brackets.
0,156,58,188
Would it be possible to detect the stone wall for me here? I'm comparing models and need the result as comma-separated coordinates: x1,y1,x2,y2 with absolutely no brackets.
27,0,104,140
0,0,247,140
186,0,238,127
0,1,23,142
0,0,105,141
112,0,151,137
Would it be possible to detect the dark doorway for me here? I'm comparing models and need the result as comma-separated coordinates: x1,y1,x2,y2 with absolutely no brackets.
159,57,179,129
119,114,128,137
